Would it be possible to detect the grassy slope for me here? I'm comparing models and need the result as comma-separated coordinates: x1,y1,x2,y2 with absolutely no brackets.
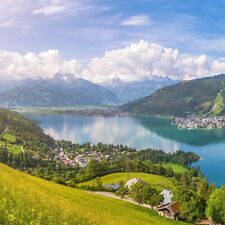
0,164,190,225
0,133,22,154
162,163,188,173
79,172,175,191
212,93,224,115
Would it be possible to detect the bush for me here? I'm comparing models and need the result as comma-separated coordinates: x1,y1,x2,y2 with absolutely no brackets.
52,176,66,185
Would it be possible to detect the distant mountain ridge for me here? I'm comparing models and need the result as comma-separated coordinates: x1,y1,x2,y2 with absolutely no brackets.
101,76,178,103
0,78,33,93
0,73,120,107
121,74,225,117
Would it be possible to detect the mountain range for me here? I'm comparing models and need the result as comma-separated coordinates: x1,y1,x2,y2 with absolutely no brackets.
122,74,225,117
0,78,33,93
0,73,120,107
101,76,178,102
0,73,177,107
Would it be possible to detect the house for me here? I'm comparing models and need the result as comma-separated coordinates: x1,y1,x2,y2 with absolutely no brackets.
125,178,146,189
160,189,173,204
156,202,180,220
104,183,120,191
77,158,88,167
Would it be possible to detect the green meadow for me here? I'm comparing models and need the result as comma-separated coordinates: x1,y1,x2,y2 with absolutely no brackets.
0,133,23,154
79,172,175,191
162,163,188,173
0,164,192,225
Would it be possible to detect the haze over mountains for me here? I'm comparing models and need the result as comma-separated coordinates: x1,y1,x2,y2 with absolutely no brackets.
0,78,33,93
122,74,225,117
0,73,120,107
0,73,177,107
2,71,225,116
101,76,178,102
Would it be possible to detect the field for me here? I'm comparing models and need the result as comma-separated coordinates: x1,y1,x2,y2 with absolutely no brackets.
0,164,191,225
162,163,188,173
13,106,110,114
79,172,175,191
0,133,22,154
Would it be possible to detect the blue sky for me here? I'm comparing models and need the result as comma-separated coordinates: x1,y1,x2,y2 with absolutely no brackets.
1,0,225,59
1,0,225,82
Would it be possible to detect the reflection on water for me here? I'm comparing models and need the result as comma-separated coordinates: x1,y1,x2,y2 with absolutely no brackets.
136,116,225,146
28,114,225,186
32,115,180,152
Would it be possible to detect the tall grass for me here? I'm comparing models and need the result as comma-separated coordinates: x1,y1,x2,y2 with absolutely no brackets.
0,164,190,225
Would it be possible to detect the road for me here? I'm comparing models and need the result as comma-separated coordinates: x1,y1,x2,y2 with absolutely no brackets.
1,127,8,137
91,191,154,210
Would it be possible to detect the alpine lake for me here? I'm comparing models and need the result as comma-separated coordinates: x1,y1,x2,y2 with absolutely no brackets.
27,114,225,187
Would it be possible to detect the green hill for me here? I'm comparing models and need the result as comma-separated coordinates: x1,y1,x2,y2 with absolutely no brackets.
122,74,225,117
0,163,191,225
0,107,53,154
79,172,175,191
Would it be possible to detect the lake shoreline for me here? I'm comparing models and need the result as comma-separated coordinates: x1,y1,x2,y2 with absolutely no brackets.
25,113,225,186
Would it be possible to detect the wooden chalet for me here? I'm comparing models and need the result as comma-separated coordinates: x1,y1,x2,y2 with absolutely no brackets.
156,202,180,220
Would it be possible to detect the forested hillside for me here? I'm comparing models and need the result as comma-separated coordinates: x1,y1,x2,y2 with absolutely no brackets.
122,74,225,117
0,108,54,154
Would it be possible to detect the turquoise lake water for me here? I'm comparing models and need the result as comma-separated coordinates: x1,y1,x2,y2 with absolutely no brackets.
28,114,225,186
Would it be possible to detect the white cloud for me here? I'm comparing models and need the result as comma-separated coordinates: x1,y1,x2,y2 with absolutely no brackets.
0,0,93,29
33,5,68,16
85,40,225,82
1,40,225,82
0,20,15,27
0,49,82,80
120,15,152,26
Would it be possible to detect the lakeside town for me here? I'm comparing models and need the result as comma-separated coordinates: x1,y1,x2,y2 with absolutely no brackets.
173,116,225,129
56,107,128,117
54,145,132,167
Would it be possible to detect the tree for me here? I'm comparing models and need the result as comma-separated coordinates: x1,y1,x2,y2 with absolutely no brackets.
129,182,145,205
197,178,209,200
208,183,216,195
180,171,191,187
206,186,225,224
95,177,103,190
196,178,209,217
117,181,128,199
142,186,163,207
82,160,103,180
175,185,205,222
51,176,66,185
129,182,163,207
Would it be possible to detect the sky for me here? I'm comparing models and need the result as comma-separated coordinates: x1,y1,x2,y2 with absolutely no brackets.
1,0,225,82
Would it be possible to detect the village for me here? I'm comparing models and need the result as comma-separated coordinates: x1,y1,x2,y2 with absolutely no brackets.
56,107,128,117
173,116,225,129
54,146,131,167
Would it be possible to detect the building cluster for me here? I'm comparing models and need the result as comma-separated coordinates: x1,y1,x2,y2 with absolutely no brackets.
54,148,76,166
54,147,128,167
173,116,225,129
71,107,127,117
